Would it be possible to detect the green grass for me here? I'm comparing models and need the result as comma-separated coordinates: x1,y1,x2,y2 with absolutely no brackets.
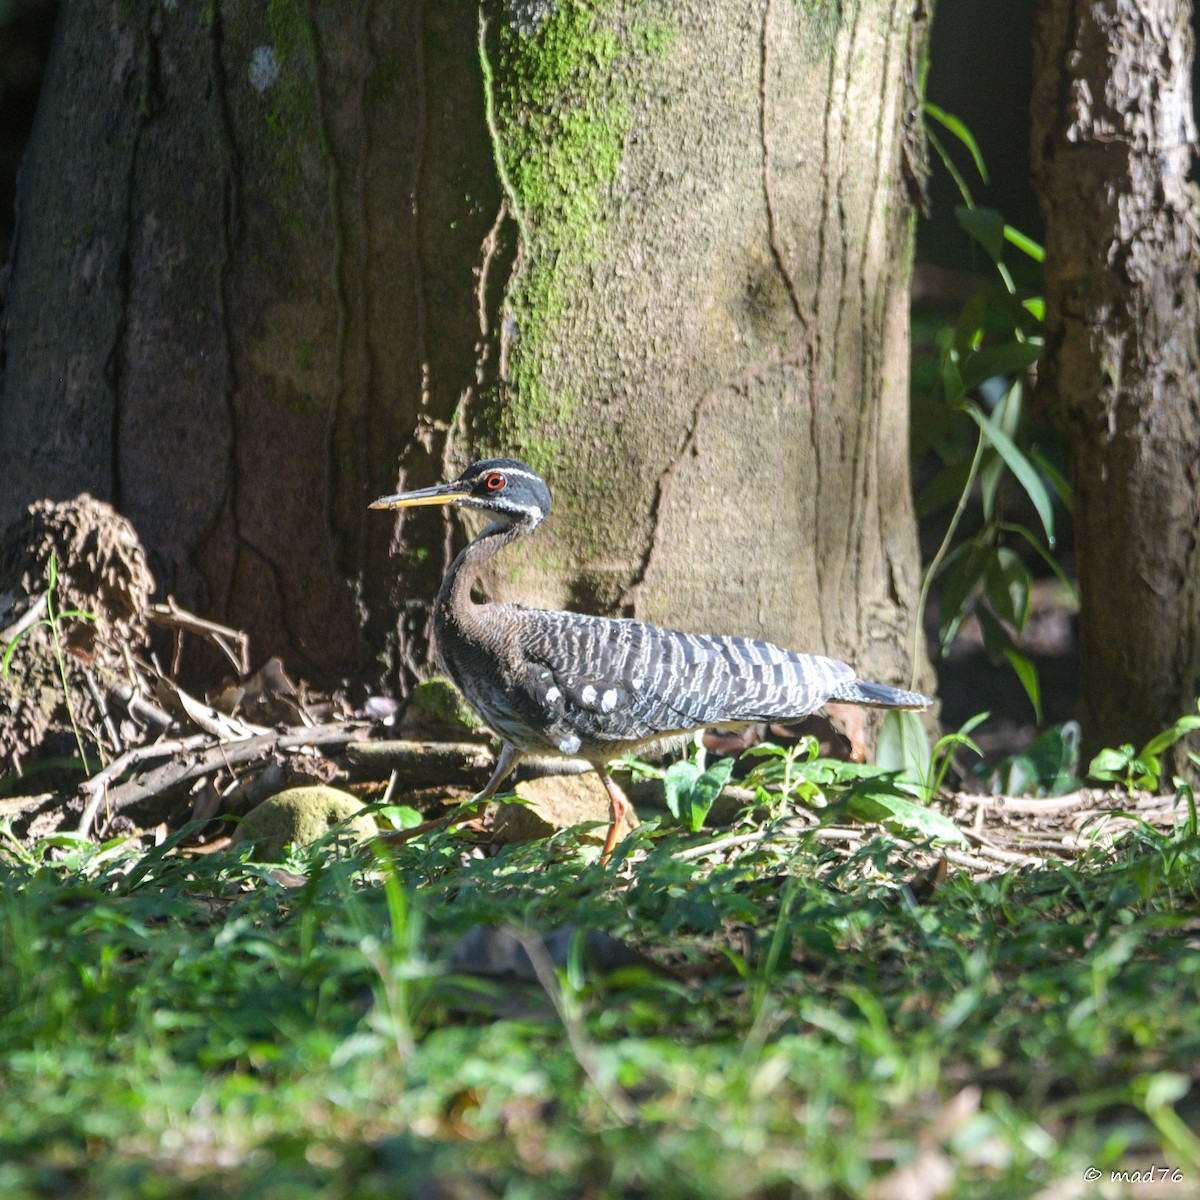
2,812,1198,1198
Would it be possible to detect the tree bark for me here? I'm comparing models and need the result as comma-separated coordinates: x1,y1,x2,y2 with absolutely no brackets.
1,0,932,701
1031,1,1200,765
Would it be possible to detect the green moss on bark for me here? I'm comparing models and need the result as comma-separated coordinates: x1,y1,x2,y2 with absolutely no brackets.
262,0,324,227
482,2,672,469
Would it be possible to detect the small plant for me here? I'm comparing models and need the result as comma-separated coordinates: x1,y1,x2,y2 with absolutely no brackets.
878,708,988,805
915,103,1073,722
1088,701,1200,793
624,738,736,832
739,729,967,846
978,721,1082,797
1,551,99,773
740,735,824,810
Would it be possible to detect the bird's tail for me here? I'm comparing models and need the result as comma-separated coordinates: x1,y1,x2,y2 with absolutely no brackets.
829,679,931,710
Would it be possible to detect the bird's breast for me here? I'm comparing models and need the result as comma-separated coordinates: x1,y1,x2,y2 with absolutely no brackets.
433,607,561,753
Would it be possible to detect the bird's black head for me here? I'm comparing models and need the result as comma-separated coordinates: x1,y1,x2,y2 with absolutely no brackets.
369,458,552,529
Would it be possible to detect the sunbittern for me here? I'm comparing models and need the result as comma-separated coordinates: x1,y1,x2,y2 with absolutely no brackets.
371,459,930,861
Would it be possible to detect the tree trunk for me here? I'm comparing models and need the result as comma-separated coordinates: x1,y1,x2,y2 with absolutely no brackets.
1031,1,1200,767
1,0,931,701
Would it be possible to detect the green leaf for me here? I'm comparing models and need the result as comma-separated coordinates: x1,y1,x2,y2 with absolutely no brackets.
955,205,1005,263
1003,225,1045,263
1142,714,1200,758
876,710,932,791
925,127,976,208
958,341,1043,392
739,743,789,761
986,722,1081,796
2,619,52,678
1028,449,1073,512
663,756,734,831
1004,647,1043,724
1022,296,1046,322
979,451,1004,522
56,609,99,623
996,522,1079,600
941,353,966,405
36,832,95,851
963,404,1056,545
976,605,1013,663
924,103,989,184
937,542,989,649
377,805,424,830
992,377,1024,439
843,785,968,845
1089,746,1135,783
662,761,701,822
953,711,991,740
1130,754,1161,791
986,548,1032,631
930,713,989,797
686,758,735,832
952,292,987,355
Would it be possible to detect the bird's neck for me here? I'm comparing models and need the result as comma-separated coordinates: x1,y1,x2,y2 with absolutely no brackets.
435,519,526,632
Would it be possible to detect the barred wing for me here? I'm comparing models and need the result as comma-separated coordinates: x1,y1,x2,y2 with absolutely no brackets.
509,607,855,746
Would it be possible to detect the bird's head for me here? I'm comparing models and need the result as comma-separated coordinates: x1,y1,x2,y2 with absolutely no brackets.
369,459,552,531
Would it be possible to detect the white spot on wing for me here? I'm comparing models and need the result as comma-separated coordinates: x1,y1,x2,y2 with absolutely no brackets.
557,733,581,755
580,685,597,706
544,686,561,704
601,688,618,711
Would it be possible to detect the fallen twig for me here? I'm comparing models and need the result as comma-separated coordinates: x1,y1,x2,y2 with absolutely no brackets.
85,722,369,835
953,791,1099,815
83,667,122,756
78,733,213,837
149,599,250,675
962,830,1045,867
346,739,496,783
345,740,592,787
109,682,173,731
0,591,48,646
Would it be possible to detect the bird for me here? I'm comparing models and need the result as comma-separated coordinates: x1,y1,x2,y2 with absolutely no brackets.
370,458,931,862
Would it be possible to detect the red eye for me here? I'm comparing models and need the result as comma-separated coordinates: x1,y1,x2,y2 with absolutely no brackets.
485,472,507,491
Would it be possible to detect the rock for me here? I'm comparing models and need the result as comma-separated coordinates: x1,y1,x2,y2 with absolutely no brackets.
399,676,488,741
231,785,377,860
490,773,639,846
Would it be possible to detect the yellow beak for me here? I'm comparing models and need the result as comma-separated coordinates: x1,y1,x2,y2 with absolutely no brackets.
368,484,469,510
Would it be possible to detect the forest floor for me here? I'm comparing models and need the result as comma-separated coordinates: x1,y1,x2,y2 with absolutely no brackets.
2,789,1197,1200
4,509,1198,1198
3,704,1198,1199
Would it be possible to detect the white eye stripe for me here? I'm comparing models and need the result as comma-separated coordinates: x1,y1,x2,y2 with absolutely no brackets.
489,467,542,484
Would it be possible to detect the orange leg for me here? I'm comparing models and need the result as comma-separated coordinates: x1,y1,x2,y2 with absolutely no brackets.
595,765,630,865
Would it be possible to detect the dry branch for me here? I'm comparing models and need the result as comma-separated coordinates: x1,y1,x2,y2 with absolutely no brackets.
84,723,369,835
345,740,593,785
0,592,48,646
148,599,250,675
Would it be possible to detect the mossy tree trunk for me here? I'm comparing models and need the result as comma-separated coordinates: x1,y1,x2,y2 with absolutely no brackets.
1031,1,1200,770
0,0,932,700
